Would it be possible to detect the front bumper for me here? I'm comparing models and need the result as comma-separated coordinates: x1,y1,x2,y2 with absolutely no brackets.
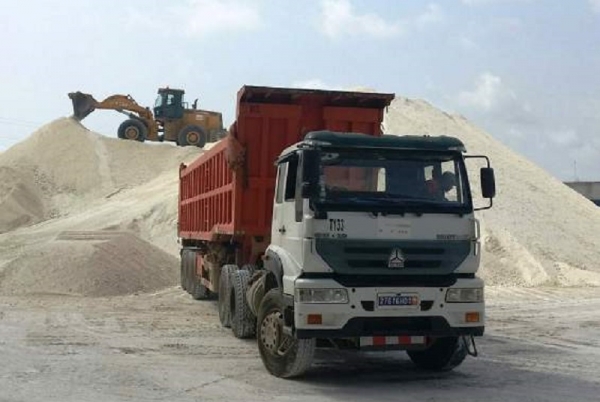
293,277,484,339
296,316,484,339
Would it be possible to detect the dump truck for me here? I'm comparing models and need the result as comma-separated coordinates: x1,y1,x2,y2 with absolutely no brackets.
68,87,226,147
178,85,496,378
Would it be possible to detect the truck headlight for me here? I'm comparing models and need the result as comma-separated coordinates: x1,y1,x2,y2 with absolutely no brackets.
296,288,349,304
445,288,483,303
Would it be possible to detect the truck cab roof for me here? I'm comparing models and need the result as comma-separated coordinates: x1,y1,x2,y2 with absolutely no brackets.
279,131,466,159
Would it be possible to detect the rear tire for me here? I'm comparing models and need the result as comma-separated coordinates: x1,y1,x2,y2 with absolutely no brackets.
188,251,211,300
407,336,467,371
117,119,146,142
229,269,256,339
180,249,188,291
177,125,207,147
257,289,315,378
241,263,258,277
218,264,237,328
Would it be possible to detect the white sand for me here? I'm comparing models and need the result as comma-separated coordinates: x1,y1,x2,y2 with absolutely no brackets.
0,118,203,296
0,231,179,297
384,98,600,287
1,98,600,297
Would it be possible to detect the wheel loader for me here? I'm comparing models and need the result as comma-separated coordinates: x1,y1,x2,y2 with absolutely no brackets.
68,87,227,147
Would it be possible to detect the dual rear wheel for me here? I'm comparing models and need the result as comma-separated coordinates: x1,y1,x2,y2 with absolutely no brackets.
180,249,211,300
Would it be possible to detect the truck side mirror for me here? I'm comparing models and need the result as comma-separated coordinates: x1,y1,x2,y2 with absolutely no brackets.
481,167,496,199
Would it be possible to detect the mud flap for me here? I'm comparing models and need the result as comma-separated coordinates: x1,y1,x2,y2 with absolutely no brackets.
462,335,478,357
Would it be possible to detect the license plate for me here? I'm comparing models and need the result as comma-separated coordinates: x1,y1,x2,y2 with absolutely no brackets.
377,293,419,307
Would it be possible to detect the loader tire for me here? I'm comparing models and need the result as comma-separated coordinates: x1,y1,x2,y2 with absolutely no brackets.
178,125,207,147
407,336,467,371
257,289,315,378
229,269,256,339
117,119,146,142
218,264,237,328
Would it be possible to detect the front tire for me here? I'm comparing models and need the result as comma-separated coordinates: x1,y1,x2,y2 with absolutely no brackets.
407,336,467,371
229,269,256,338
257,289,315,378
117,119,147,142
218,264,237,328
177,125,207,147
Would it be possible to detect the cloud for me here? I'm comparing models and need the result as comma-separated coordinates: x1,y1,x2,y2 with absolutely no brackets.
175,0,261,37
550,129,580,147
292,79,334,90
291,79,375,92
128,0,261,38
457,72,511,111
318,1,444,39
457,34,479,51
415,4,444,28
461,0,532,5
590,0,600,13
319,0,403,38
455,72,537,128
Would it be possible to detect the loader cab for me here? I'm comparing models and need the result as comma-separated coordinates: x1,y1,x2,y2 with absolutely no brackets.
154,88,185,120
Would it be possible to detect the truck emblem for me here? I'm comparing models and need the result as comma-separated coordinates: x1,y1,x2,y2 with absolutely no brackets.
388,248,405,268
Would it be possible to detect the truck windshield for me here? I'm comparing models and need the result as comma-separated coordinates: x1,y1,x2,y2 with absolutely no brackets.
314,149,471,213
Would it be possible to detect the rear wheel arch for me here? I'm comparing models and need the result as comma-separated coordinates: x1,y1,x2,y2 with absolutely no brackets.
264,249,283,291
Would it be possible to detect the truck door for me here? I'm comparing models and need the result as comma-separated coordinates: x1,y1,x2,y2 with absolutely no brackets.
271,156,303,258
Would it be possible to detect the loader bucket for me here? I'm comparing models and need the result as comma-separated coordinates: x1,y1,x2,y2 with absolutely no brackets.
68,91,98,121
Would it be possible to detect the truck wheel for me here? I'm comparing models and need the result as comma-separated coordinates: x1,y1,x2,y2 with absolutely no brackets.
257,289,315,378
178,125,207,147
229,269,256,339
184,249,195,294
180,250,188,291
188,251,211,300
407,336,467,371
241,263,258,277
117,119,146,142
218,264,237,328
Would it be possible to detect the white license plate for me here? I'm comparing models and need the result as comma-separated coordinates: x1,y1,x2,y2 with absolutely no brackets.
377,293,419,307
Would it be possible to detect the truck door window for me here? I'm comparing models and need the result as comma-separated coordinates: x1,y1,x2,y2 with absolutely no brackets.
284,157,298,201
275,163,286,204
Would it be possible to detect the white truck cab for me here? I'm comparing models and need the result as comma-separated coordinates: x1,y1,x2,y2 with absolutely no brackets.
251,130,496,378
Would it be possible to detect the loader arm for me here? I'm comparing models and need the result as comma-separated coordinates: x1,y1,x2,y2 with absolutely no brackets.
68,91,159,140
68,92,153,121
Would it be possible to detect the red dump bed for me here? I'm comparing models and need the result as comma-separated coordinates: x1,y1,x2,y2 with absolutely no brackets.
178,85,394,241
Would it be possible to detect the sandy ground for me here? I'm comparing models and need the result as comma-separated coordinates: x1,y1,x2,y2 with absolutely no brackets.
1,287,599,402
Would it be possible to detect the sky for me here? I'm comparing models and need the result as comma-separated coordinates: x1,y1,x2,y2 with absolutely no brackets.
0,0,598,180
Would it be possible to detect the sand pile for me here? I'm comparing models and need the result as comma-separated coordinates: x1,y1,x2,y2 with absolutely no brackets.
384,98,600,287
0,166,44,233
0,117,209,297
0,117,201,225
0,231,179,297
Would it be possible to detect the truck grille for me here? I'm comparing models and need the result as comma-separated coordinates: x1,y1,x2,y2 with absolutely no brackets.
315,239,471,275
